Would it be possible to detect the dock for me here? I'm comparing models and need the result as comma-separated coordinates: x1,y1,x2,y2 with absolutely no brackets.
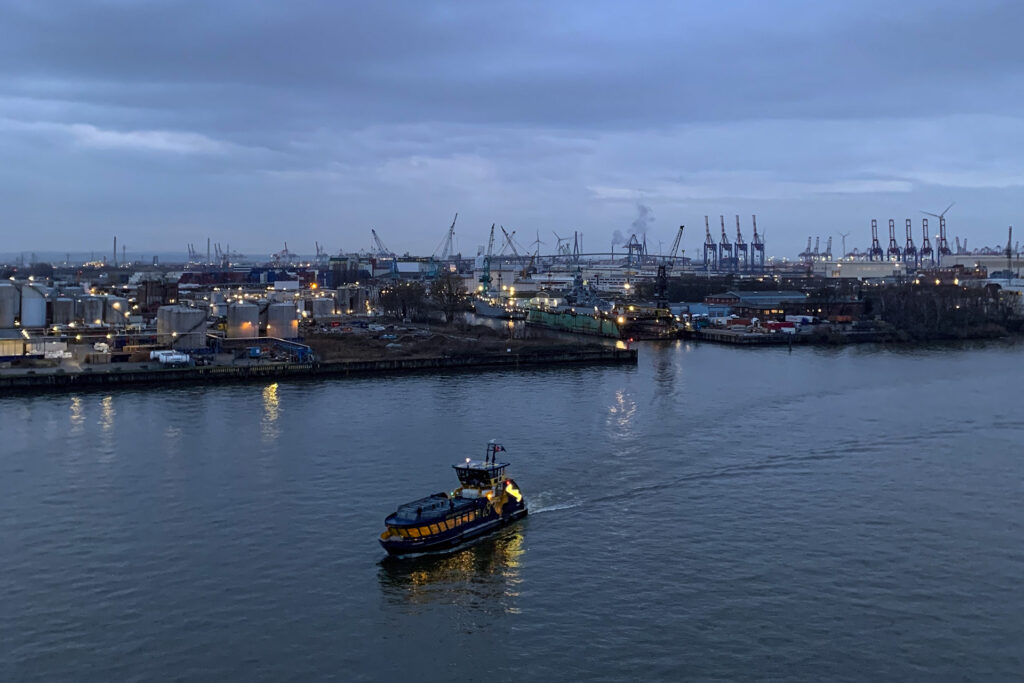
0,346,637,392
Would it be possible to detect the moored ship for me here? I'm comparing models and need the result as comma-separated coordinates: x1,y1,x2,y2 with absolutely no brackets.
379,441,528,557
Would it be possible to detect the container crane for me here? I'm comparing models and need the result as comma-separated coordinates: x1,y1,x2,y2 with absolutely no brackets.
751,215,765,272
718,216,735,272
734,216,748,271
703,216,718,271
868,220,884,261
904,219,917,267
919,219,934,264
886,219,902,261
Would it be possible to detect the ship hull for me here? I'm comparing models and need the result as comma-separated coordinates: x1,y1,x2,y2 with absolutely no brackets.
380,506,527,557
473,299,526,320
525,308,621,337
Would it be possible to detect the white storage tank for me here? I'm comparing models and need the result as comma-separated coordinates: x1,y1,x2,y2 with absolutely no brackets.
80,296,104,325
156,305,208,349
0,283,18,328
20,284,46,328
311,298,335,319
52,298,74,325
105,296,129,324
266,302,299,339
226,302,259,338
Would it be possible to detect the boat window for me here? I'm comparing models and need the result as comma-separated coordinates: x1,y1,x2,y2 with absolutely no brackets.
438,520,448,531
419,526,431,536
428,524,440,535
408,528,420,538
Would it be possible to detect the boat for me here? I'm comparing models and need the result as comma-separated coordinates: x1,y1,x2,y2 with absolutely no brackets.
379,441,528,557
524,268,678,339
473,296,526,320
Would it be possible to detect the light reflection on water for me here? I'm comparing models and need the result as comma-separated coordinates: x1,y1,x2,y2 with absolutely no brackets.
261,382,280,443
378,528,526,615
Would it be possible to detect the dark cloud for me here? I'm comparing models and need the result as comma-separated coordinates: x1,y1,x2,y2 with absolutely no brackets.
1,0,1023,255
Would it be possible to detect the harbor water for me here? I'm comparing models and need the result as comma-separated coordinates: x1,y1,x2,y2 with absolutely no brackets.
2,341,1023,680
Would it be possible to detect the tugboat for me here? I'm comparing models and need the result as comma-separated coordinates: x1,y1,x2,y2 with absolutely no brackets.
379,441,528,557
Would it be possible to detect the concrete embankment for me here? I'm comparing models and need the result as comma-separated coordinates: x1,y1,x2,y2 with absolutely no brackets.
0,347,637,393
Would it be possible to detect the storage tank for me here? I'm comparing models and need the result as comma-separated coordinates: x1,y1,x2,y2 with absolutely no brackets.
0,283,18,328
20,284,46,328
52,298,74,325
105,296,129,324
226,302,259,339
80,296,104,325
266,302,299,339
311,298,335,319
156,305,208,349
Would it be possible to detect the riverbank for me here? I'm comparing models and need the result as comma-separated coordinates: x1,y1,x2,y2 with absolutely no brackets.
0,345,637,392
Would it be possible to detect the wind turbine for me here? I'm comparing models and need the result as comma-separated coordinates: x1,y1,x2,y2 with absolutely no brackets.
922,202,955,260
837,231,850,260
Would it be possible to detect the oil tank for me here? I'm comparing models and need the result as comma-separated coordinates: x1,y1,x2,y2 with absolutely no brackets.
226,302,259,338
311,298,335,319
105,296,129,324
0,283,18,328
156,305,208,349
20,284,46,328
52,298,74,325
80,296,104,325
266,302,299,339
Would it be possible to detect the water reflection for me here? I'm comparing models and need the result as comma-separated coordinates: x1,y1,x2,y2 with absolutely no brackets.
607,389,636,432
262,382,280,443
100,395,115,432
69,396,84,436
378,529,526,614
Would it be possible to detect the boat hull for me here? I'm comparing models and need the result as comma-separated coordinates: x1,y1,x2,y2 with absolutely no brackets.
473,299,526,320
380,506,527,557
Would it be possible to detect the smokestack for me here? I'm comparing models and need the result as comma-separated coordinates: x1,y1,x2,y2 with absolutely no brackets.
113,236,117,266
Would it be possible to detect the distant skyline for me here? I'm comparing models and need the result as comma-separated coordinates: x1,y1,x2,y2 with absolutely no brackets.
2,0,1024,257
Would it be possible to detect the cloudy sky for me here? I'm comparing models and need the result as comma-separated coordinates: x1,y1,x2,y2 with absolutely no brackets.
2,0,1023,259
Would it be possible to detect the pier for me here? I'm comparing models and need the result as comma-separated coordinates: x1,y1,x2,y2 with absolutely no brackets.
0,346,637,392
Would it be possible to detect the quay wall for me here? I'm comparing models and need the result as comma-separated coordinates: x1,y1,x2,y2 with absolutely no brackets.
0,347,638,392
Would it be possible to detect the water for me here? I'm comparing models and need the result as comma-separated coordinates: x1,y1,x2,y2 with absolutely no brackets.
2,341,1023,681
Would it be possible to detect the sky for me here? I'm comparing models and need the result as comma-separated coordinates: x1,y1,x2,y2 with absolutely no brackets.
2,0,1024,260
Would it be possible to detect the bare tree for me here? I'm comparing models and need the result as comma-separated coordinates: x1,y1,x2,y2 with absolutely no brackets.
431,270,468,324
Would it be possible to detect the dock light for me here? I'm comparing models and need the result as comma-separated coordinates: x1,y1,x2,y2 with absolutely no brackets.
953,278,959,285
617,316,625,324
94,319,102,325
623,282,631,290
935,279,941,285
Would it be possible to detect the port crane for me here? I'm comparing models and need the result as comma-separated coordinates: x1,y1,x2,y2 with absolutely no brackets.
718,216,735,272
654,224,685,309
703,216,718,271
886,219,902,261
922,202,954,264
751,215,765,272
868,220,884,261
903,219,917,267
733,216,748,271
370,229,395,258
433,212,458,261
479,224,496,292
919,219,934,264
499,226,522,258
824,236,833,261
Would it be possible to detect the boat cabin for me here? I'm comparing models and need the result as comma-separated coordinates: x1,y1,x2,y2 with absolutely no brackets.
453,441,510,489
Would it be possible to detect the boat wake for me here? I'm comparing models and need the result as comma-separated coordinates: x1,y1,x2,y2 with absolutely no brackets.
530,501,580,514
